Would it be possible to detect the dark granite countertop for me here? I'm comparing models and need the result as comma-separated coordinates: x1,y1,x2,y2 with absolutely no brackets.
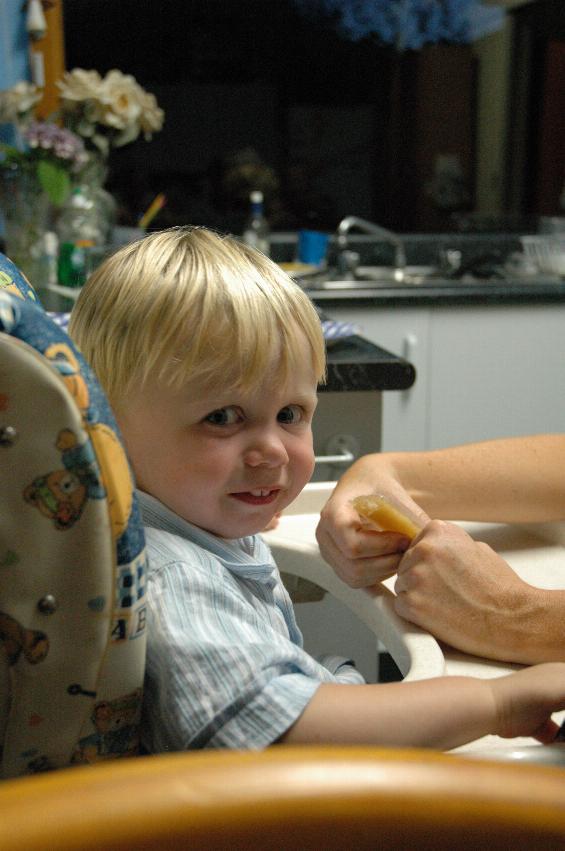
323,333,415,393
310,275,565,308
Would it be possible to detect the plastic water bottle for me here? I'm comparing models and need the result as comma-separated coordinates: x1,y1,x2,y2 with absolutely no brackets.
56,187,105,288
242,190,270,256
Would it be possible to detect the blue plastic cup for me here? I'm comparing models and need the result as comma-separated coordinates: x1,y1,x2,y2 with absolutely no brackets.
298,230,329,266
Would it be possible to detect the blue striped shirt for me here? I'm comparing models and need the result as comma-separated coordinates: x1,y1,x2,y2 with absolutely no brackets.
138,491,364,752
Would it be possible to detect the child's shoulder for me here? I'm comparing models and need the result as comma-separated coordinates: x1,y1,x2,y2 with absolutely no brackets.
143,526,224,577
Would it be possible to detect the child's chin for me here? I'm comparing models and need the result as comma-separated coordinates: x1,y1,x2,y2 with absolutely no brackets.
213,500,281,539
261,512,281,532
212,518,273,540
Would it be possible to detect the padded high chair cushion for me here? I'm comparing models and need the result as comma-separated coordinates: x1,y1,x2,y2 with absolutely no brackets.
0,253,41,304
0,271,147,779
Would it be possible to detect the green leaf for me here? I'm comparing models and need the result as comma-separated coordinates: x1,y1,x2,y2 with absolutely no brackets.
37,159,71,206
0,142,23,163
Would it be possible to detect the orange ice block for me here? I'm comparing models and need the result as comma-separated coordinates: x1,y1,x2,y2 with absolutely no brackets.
352,494,424,540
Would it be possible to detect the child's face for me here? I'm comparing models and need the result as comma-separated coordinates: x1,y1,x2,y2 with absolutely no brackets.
116,334,319,538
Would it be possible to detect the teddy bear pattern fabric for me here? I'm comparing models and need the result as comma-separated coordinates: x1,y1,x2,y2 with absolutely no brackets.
0,253,147,778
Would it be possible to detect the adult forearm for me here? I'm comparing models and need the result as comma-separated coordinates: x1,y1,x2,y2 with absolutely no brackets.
501,587,565,664
345,435,565,523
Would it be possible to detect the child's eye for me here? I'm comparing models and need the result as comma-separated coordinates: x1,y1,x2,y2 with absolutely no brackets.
204,407,241,426
277,405,303,424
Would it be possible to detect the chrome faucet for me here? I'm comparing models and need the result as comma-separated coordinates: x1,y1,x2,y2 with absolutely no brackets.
336,216,407,270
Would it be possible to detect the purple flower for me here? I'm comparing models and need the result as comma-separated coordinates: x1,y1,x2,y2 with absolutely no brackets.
23,121,86,167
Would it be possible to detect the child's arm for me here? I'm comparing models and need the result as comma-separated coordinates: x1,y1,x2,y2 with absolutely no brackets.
279,663,565,751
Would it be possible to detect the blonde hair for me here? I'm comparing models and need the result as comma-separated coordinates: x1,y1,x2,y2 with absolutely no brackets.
69,226,326,403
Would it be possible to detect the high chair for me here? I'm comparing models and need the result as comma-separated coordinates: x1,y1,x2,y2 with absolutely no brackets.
2,252,565,850
0,253,147,778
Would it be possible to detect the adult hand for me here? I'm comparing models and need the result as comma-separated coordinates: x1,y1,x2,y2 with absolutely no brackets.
316,489,422,587
393,520,543,663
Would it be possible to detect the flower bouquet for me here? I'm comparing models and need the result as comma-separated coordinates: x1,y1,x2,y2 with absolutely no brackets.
55,68,164,247
0,70,164,283
1,69,164,205
0,81,87,206
56,68,164,156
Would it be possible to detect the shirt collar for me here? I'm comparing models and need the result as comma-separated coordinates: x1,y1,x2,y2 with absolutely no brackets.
137,490,277,585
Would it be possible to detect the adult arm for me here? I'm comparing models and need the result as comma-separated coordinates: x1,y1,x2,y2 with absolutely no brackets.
314,435,565,664
355,434,565,523
315,434,565,587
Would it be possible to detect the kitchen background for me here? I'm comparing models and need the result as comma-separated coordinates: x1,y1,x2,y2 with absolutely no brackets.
3,0,561,238
69,0,565,233
2,0,565,464
2,0,565,682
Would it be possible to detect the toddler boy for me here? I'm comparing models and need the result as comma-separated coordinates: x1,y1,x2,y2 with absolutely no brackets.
70,227,565,753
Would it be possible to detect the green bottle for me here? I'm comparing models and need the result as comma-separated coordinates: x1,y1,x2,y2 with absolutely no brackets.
56,187,103,288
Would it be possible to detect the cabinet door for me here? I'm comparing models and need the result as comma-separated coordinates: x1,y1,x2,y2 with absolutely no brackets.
329,306,431,451
428,304,565,448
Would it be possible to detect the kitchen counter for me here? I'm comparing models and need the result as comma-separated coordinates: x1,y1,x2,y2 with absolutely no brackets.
274,230,565,308
324,332,415,393
280,232,565,454
308,274,565,308
315,275,565,452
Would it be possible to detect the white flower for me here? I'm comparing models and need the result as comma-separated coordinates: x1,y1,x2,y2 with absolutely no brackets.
98,70,143,136
0,81,42,124
138,91,165,139
57,67,164,151
56,68,104,107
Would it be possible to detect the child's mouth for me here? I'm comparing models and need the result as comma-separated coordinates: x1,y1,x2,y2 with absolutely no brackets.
231,489,280,505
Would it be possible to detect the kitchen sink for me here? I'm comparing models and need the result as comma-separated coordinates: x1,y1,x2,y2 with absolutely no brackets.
304,265,560,291
319,265,439,289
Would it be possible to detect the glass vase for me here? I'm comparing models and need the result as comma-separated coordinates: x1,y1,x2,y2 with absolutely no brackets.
74,153,117,244
0,164,54,287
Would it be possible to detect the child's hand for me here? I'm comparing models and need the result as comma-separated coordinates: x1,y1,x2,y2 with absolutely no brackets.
489,663,565,743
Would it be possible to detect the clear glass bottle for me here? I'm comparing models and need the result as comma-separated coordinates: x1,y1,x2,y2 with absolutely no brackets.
56,186,105,288
242,190,270,256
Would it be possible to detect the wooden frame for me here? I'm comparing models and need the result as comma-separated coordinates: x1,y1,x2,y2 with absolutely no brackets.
30,0,65,117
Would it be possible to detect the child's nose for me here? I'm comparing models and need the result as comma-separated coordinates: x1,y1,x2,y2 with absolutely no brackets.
244,430,289,467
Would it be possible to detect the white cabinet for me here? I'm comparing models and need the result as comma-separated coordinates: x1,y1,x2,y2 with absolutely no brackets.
326,301,565,451
428,303,565,448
